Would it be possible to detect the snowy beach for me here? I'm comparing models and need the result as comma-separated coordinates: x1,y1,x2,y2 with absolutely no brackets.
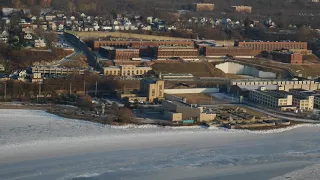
1,109,320,180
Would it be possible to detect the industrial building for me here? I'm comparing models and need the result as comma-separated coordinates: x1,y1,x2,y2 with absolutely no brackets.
103,65,152,76
154,47,199,60
162,99,216,123
205,46,254,58
235,41,307,54
270,51,303,64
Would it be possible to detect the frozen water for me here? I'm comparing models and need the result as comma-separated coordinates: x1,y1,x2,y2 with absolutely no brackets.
1,110,320,180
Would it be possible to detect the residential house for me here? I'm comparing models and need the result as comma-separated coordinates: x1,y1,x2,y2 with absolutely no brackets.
58,23,64,31
45,14,56,21
34,39,46,48
0,30,9,43
24,33,33,40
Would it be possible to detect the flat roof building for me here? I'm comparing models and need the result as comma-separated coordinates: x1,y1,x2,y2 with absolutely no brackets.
93,40,194,50
99,46,140,60
154,47,199,60
235,41,307,54
249,86,314,111
290,89,320,108
162,99,216,123
103,65,152,77
205,46,254,58
271,51,303,64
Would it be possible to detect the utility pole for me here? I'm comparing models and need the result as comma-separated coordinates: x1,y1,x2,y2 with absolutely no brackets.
95,81,97,97
83,80,86,96
4,81,6,102
69,83,72,96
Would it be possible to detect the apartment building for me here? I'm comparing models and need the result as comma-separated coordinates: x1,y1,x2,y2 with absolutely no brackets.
103,65,152,76
249,87,293,109
140,78,164,102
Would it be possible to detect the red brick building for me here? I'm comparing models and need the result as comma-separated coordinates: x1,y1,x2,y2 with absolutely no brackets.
99,47,139,60
93,40,194,50
205,47,255,58
235,41,308,54
154,47,199,60
270,51,303,64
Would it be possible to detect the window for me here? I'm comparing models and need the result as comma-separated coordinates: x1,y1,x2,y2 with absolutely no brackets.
152,89,155,96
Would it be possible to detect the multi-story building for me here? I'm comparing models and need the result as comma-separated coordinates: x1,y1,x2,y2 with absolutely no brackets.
193,3,215,11
250,86,314,111
154,47,199,60
140,78,164,102
235,41,308,54
103,65,152,76
289,89,320,108
249,86,293,109
231,6,252,13
205,46,254,58
93,40,194,50
270,51,303,64
99,46,140,60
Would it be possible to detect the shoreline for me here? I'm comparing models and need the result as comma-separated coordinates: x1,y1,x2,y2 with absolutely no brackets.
0,103,315,131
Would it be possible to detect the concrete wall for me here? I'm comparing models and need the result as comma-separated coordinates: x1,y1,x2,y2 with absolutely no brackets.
216,62,276,78
164,88,219,94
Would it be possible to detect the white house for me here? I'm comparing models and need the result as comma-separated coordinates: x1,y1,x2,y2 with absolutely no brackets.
34,39,46,48
58,24,64,31
24,33,33,40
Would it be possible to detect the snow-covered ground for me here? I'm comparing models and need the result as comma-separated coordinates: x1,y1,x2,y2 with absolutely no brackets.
1,110,320,180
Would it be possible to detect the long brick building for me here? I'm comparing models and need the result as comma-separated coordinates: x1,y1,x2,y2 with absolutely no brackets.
235,41,307,54
154,47,199,60
93,40,194,50
205,47,254,58
99,46,140,60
